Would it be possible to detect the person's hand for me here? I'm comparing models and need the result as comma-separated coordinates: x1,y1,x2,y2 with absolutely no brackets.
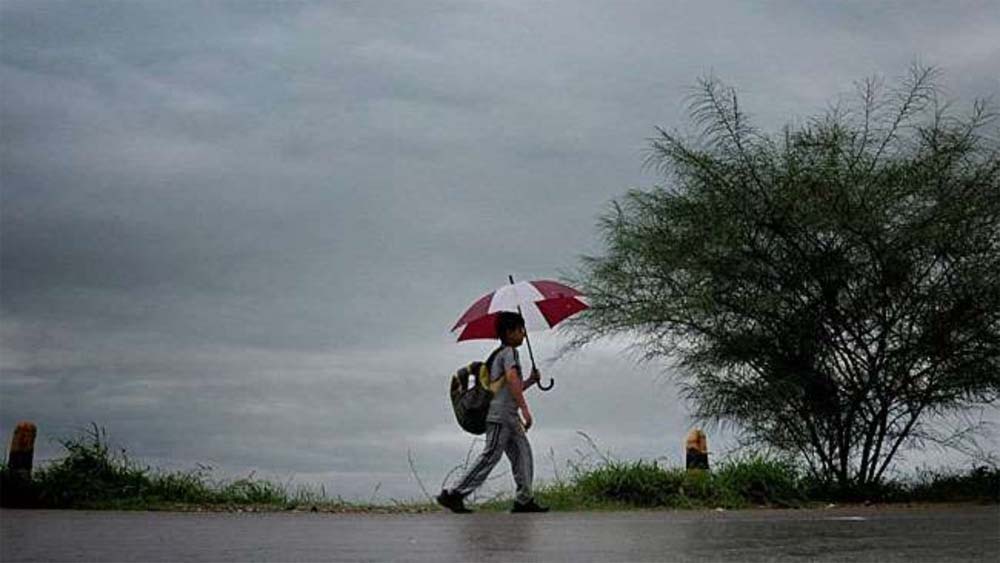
528,367,541,384
521,409,533,432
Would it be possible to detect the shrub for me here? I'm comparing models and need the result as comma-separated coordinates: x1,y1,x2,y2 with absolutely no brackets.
574,460,684,507
714,454,805,507
33,425,153,507
30,424,294,508
908,466,1000,503
146,469,219,504
218,475,288,505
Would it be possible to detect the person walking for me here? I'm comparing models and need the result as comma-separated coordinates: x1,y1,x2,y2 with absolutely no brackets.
437,311,549,513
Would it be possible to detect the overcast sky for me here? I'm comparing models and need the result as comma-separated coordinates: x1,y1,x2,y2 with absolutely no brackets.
2,1,998,501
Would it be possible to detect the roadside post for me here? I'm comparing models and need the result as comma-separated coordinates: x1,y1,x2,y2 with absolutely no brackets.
2,421,38,507
9,421,37,480
685,428,709,470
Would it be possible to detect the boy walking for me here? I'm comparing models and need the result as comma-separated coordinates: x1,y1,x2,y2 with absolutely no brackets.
437,311,549,513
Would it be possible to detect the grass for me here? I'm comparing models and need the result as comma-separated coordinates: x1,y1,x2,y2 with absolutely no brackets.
0,424,434,512
526,454,805,511
1,424,996,511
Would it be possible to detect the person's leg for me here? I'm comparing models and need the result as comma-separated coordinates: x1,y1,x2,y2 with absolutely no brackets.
504,423,534,504
451,422,510,498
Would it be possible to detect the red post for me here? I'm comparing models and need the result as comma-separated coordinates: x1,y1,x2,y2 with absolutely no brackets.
8,422,37,480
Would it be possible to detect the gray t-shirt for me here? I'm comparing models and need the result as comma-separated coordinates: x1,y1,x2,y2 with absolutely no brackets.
486,346,521,424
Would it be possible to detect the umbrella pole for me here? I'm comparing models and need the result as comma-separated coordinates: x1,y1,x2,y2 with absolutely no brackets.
509,274,554,391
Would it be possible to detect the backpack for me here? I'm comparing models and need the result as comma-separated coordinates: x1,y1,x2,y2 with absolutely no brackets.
449,347,504,435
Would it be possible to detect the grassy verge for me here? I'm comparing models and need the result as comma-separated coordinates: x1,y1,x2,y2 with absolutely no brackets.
483,454,808,512
0,425,436,513
1,425,996,511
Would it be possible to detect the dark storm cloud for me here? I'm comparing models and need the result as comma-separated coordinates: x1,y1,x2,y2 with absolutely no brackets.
2,1,998,498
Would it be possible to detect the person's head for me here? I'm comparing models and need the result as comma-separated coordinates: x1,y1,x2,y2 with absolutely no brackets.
495,312,526,347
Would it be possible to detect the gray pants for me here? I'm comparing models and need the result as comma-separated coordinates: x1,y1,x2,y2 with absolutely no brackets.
452,421,533,503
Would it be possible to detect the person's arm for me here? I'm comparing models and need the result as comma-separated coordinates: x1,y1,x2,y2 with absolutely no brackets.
505,367,533,430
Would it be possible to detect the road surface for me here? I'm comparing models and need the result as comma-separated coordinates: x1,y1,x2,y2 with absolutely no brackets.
2,505,997,562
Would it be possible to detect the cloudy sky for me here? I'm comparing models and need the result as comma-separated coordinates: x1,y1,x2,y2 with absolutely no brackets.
2,1,998,501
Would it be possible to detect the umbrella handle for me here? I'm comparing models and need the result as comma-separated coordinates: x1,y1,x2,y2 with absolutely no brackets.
510,274,554,392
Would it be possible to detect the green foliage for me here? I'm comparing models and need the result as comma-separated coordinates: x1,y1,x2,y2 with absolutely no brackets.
542,453,995,509
714,454,804,507
533,479,631,511
217,475,288,505
16,424,996,511
29,425,300,509
145,470,218,504
906,466,1000,503
574,460,685,507
568,66,1000,488
802,464,1000,503
531,452,806,509
33,424,153,507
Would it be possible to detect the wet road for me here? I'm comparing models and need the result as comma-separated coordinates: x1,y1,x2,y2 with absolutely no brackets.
2,505,997,562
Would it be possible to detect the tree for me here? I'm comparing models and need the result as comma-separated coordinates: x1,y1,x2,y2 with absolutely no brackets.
568,66,1000,489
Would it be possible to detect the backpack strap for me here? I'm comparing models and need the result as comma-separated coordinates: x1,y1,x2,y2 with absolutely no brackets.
479,346,506,393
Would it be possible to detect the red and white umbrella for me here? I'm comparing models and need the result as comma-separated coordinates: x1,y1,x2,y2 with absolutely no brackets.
451,279,588,342
451,277,588,391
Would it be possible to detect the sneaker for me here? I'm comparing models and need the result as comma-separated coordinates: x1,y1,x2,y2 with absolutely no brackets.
436,489,472,514
510,498,549,513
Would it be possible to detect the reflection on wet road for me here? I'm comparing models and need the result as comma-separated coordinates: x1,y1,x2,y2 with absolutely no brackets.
2,505,997,562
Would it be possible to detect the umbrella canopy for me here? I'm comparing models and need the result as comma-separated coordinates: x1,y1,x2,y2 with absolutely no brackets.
451,279,588,342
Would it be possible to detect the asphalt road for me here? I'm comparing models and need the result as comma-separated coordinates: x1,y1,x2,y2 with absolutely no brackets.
2,505,997,562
